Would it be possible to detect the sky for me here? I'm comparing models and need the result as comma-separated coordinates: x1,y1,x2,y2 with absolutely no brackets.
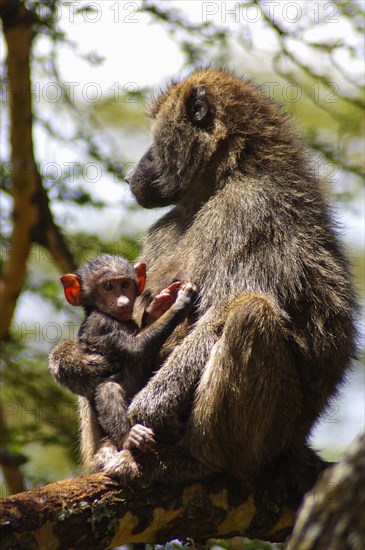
13,0,360,245
46,0,363,89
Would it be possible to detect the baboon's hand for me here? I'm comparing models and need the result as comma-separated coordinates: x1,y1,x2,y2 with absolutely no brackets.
103,449,142,483
175,283,198,311
147,281,182,319
123,424,156,452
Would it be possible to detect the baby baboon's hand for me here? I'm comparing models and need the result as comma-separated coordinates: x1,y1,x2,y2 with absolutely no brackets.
175,283,198,310
147,281,182,320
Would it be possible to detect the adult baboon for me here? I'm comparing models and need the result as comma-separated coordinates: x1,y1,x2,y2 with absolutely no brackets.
51,68,357,488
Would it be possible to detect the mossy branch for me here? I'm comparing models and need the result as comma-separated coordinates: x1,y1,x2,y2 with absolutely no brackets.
0,471,301,549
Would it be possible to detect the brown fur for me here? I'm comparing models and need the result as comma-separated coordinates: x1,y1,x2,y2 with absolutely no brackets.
51,68,357,489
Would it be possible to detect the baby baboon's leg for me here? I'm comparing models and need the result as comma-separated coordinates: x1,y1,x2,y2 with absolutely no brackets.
95,380,130,450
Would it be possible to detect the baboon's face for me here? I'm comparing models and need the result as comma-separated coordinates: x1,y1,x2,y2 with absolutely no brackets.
128,70,226,208
128,69,280,208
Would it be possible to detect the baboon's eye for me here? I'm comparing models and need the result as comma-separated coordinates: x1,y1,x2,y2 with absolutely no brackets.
104,282,113,291
186,85,211,126
121,280,131,289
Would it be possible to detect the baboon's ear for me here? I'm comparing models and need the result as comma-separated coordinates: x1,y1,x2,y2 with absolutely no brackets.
134,262,146,295
60,274,82,306
186,85,210,125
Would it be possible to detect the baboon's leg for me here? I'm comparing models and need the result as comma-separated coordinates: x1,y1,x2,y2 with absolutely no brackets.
188,294,302,479
105,294,304,485
95,380,129,450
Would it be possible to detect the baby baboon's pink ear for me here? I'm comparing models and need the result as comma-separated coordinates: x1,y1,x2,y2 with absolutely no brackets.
60,274,82,306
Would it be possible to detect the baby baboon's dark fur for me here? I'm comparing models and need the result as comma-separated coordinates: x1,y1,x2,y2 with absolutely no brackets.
50,68,357,488
50,254,195,466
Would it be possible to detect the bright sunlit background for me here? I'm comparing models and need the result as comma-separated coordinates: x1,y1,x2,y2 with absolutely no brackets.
1,1,364,505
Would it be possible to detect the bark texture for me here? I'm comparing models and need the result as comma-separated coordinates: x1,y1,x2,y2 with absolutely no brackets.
288,433,365,550
0,472,301,549
0,0,75,494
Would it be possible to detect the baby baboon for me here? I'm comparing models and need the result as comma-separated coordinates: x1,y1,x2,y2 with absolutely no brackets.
50,254,196,458
51,69,357,489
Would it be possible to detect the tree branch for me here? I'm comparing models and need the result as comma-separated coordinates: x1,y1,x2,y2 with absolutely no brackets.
0,0,39,343
0,408,25,495
0,0,76,497
0,471,302,548
288,434,365,549
0,0,76,345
